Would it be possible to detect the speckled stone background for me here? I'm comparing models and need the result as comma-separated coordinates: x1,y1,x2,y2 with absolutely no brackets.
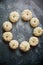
0,0,43,65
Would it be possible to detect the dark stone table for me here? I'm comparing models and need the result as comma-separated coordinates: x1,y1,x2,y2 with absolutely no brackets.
0,0,43,65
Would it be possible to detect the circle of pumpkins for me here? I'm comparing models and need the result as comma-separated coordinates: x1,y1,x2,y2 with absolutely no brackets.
2,9,43,52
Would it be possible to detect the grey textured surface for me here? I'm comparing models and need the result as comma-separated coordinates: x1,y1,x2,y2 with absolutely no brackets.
0,0,43,65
